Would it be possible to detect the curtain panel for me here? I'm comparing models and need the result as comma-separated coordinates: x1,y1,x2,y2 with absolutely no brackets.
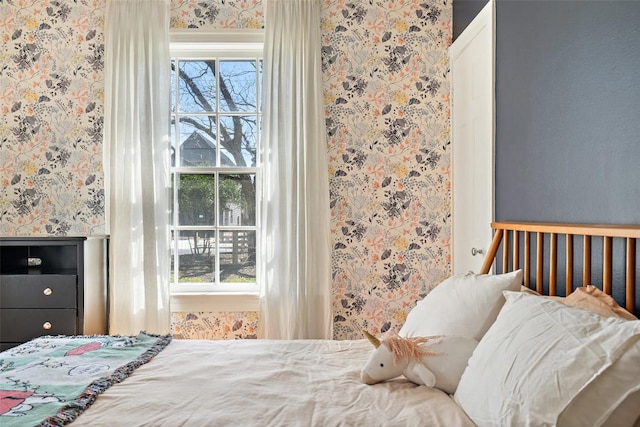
104,0,171,335
259,0,333,339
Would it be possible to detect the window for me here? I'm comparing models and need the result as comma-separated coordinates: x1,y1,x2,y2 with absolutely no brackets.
169,32,263,296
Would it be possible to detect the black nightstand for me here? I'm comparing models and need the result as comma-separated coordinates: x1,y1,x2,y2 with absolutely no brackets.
0,237,87,351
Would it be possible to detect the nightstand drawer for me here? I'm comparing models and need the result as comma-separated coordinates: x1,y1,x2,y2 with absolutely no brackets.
0,309,77,342
0,275,77,308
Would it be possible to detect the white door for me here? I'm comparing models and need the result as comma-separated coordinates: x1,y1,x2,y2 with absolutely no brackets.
450,0,495,275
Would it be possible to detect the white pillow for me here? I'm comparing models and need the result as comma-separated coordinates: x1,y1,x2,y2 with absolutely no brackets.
602,389,640,427
559,324,640,426
399,270,523,341
454,292,640,427
422,335,479,395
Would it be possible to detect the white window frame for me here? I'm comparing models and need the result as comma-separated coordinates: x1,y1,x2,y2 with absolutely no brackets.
169,30,263,311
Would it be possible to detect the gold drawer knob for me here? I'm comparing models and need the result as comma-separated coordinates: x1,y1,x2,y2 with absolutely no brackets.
43,322,52,330
43,287,53,296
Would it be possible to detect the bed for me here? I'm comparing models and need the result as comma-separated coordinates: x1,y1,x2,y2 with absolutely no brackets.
1,222,639,427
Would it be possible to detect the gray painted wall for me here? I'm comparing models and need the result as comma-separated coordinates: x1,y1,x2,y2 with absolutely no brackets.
455,0,640,223
495,0,640,224
453,1,640,311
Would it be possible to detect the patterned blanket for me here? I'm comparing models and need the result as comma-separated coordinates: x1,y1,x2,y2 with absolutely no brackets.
0,332,172,426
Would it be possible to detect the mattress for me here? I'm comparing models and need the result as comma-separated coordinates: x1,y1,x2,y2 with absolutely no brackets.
73,338,474,426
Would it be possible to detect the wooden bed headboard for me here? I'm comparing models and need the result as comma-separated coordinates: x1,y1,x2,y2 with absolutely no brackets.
479,221,640,315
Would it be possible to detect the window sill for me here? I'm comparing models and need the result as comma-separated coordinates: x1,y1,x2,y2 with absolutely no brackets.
171,292,259,313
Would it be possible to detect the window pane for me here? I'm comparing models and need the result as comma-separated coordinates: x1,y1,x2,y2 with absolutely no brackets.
258,59,263,113
177,230,215,283
170,118,176,167
169,173,174,220
178,174,216,226
171,60,176,113
179,60,216,113
171,47,262,293
219,60,258,112
179,115,217,167
219,173,256,226
219,115,257,167
170,229,176,281
220,230,256,283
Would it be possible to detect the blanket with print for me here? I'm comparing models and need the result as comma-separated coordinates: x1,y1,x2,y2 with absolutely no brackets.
0,332,171,426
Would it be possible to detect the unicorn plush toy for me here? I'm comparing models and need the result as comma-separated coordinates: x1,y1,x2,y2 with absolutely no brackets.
360,330,478,395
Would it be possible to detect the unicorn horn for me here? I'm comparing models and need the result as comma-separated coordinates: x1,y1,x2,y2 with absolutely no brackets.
362,330,381,348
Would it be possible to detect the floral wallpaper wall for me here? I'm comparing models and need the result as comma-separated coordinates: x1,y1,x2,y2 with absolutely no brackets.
1,0,451,340
0,0,106,236
170,0,263,29
0,0,262,236
171,311,259,339
321,0,452,339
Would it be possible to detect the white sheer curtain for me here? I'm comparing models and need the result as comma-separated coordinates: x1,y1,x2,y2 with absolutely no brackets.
104,0,171,335
259,0,332,339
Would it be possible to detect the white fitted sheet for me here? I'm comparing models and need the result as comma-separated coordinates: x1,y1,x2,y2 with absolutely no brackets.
74,338,474,426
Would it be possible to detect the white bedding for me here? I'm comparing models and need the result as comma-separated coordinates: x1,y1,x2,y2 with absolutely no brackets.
73,338,474,426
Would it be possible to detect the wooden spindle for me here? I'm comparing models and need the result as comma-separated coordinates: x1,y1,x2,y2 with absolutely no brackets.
549,233,557,296
513,231,520,270
480,228,503,274
524,232,531,289
583,235,591,287
603,236,612,295
536,232,543,294
626,238,636,313
502,229,509,274
566,234,573,296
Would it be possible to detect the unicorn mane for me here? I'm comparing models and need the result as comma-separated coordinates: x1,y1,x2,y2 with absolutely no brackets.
380,332,441,365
